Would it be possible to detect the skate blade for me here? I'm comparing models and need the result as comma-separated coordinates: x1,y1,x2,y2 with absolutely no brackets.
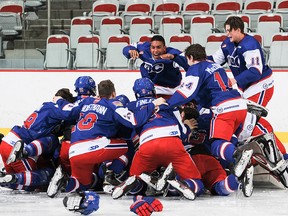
235,150,253,177
167,180,196,201
139,173,157,190
112,175,136,199
6,141,23,165
156,162,174,191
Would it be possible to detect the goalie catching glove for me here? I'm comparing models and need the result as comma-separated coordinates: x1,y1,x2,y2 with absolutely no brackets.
63,191,100,215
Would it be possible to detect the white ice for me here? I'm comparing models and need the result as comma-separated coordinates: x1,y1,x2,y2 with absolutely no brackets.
1,185,288,216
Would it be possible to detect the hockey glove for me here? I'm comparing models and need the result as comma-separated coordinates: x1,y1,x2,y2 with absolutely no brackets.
63,191,100,215
130,199,153,216
133,195,163,212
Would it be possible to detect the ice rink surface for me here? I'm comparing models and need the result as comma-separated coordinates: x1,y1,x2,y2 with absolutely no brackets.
1,185,288,216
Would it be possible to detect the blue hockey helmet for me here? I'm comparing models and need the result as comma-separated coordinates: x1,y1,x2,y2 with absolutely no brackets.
133,77,156,99
63,191,100,215
115,94,130,106
74,76,96,96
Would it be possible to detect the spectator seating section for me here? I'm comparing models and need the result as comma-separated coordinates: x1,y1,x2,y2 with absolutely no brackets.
205,33,227,56
268,33,288,67
274,0,288,27
256,13,282,48
5,0,288,69
129,16,154,43
44,34,71,69
121,0,153,28
158,15,184,46
0,12,22,37
181,0,212,31
242,0,274,28
0,0,24,15
104,35,131,69
69,16,93,50
90,0,119,31
139,34,154,42
151,0,182,30
99,16,124,49
169,34,193,52
74,35,101,69
0,0,23,38
189,15,215,47
212,0,243,29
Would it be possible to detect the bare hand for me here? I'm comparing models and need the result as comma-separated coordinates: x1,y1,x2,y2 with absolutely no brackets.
152,97,168,112
184,119,198,130
129,50,140,59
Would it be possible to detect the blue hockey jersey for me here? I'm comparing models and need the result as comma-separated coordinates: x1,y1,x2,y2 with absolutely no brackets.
167,61,245,110
208,34,273,94
70,97,156,144
128,97,181,145
12,99,75,144
123,42,189,88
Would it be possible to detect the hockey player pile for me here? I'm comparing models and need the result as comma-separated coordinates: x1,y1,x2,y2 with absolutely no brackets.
0,16,288,216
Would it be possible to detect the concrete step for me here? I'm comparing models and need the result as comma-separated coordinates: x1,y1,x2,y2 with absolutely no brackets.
50,0,93,10
27,18,71,26
14,39,47,49
38,9,88,19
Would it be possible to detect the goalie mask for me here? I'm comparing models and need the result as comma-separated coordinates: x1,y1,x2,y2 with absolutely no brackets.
133,77,156,99
74,76,97,96
63,191,100,215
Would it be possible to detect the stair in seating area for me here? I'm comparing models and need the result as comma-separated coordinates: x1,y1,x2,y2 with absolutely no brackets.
12,0,95,50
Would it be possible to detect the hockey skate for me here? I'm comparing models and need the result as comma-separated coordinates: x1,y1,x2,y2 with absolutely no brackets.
47,165,67,198
102,170,124,194
139,173,158,190
155,163,175,192
246,100,268,118
111,175,138,199
167,179,196,200
6,140,28,165
103,170,125,186
0,171,16,184
233,149,253,177
273,160,288,188
241,165,254,197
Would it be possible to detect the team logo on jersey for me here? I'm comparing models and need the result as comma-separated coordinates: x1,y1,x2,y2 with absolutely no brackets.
151,63,164,73
227,55,240,67
247,124,254,131
216,107,224,113
262,83,268,89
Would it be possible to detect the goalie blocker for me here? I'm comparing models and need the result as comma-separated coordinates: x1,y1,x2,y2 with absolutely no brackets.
239,132,288,188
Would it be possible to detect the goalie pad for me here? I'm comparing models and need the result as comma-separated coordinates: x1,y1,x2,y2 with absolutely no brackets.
237,112,257,142
63,191,100,215
239,133,288,188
